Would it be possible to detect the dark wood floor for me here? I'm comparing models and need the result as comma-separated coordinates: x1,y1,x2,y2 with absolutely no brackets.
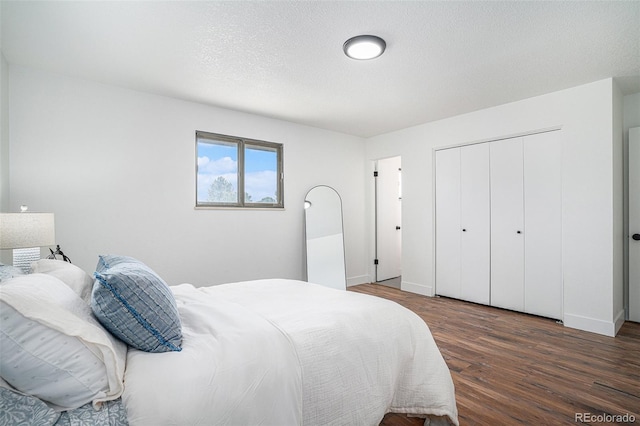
348,283,640,426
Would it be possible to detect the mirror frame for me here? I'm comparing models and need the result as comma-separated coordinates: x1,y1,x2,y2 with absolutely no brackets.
304,185,347,290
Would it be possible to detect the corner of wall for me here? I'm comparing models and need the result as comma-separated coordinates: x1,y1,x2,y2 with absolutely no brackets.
0,52,11,265
0,52,9,213
612,80,625,324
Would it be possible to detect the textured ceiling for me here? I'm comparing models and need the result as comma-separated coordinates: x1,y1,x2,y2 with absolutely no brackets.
1,1,639,138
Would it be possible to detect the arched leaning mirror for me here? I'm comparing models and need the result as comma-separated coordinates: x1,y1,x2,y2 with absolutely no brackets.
304,185,346,290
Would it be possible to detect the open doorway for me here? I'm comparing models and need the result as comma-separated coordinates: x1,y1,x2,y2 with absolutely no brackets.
375,156,402,288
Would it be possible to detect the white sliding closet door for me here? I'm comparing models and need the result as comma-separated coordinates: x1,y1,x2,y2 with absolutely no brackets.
460,144,491,304
435,148,461,298
490,138,525,312
523,131,563,319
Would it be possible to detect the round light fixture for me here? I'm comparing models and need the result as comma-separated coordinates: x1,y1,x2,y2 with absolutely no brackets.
343,35,386,60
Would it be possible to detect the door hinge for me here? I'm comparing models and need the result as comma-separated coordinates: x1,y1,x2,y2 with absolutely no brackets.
373,171,378,177
374,259,379,265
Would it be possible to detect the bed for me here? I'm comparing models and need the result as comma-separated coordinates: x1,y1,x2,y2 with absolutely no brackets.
0,257,458,426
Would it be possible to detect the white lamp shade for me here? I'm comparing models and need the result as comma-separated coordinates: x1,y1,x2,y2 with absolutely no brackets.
0,213,55,249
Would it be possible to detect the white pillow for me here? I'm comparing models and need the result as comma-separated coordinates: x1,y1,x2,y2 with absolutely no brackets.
30,259,93,303
0,274,127,411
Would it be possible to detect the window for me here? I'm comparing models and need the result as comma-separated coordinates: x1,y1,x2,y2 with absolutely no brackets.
196,131,284,208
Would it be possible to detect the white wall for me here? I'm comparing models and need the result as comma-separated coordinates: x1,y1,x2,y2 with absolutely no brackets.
6,66,368,287
5,64,632,335
613,83,624,331
366,78,624,336
0,53,10,265
0,54,8,212
625,93,640,131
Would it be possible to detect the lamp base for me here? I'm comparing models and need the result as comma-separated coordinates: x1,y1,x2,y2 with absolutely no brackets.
13,247,41,274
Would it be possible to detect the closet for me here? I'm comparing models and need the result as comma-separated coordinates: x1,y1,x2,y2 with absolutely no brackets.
435,144,490,305
435,130,562,319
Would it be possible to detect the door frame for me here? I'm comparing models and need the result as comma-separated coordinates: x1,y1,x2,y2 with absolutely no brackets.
628,127,640,322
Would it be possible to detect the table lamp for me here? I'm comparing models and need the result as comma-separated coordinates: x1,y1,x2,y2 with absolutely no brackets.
0,206,55,273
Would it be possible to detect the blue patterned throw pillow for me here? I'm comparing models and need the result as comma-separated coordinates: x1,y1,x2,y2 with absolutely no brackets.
95,254,139,274
91,256,182,353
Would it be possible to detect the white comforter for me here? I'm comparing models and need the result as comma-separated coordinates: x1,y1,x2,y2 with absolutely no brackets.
123,279,458,426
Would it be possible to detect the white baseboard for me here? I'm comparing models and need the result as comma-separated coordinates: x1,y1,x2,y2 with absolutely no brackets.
347,275,371,287
401,280,434,297
563,312,621,337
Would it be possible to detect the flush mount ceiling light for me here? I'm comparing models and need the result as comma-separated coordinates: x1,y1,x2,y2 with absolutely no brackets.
343,35,386,60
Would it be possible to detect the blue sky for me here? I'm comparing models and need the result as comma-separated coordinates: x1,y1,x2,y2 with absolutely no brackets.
245,146,277,173
197,141,277,202
197,142,277,172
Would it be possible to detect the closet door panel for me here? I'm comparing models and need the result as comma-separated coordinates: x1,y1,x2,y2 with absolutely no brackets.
490,138,525,311
460,144,491,304
435,148,461,298
524,131,563,319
